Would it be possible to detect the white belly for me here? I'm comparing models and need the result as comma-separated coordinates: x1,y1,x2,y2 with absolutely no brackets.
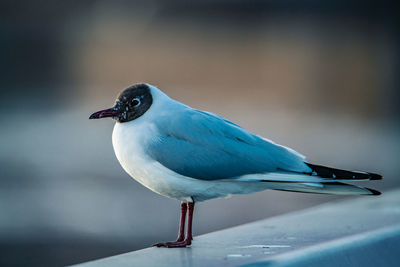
112,121,269,202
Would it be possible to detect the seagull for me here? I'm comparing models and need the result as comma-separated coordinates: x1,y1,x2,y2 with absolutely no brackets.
89,83,382,248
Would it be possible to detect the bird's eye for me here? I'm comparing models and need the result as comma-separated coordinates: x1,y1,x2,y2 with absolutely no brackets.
131,97,141,107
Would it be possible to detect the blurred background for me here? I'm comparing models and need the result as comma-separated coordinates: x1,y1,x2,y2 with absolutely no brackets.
1,0,399,266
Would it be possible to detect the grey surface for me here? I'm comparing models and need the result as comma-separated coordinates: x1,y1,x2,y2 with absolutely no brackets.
246,225,400,267
74,189,400,267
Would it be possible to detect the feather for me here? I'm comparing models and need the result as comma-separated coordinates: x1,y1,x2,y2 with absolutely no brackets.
266,181,381,195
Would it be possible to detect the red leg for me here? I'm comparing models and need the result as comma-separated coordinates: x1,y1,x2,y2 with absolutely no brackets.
154,201,195,248
186,202,195,241
176,202,187,241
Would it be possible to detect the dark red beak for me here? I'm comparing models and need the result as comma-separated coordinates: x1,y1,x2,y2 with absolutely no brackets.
89,108,120,119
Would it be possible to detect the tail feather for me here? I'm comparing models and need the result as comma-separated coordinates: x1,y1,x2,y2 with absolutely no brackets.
305,163,382,181
268,181,381,196
240,163,382,195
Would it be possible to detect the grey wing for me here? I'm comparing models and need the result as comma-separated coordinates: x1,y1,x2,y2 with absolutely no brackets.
147,108,310,180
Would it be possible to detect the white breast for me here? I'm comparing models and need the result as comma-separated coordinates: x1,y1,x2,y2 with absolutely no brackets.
112,119,192,200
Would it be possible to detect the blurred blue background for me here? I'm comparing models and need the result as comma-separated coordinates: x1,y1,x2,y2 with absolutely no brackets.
1,1,399,266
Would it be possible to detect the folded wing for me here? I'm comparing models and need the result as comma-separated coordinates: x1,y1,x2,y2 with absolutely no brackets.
147,108,311,180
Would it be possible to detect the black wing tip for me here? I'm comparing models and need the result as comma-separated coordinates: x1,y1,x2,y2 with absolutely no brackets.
366,188,382,195
368,172,383,180
306,162,383,181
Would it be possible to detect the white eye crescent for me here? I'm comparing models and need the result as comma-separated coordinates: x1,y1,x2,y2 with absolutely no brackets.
132,97,141,107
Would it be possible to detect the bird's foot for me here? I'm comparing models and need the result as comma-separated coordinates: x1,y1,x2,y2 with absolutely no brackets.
153,238,191,248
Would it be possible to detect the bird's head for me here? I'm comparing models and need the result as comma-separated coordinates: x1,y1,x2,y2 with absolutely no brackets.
89,83,153,123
